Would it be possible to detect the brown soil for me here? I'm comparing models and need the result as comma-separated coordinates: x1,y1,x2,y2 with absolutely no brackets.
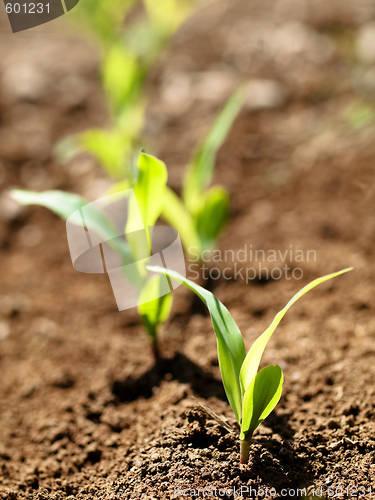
1,0,375,499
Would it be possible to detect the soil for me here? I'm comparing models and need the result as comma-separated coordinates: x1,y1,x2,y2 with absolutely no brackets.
1,0,375,498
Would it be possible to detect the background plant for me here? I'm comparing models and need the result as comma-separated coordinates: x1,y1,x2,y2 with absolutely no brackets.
57,0,200,180
161,86,246,257
149,265,352,463
10,89,245,355
11,152,172,359
59,0,246,259
10,1,246,357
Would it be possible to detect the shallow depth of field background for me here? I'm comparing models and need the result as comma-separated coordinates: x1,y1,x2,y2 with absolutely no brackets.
0,0,375,498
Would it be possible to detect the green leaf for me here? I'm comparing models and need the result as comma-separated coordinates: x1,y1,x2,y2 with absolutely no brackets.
80,128,129,180
126,152,168,277
143,0,192,35
183,85,245,215
68,0,137,45
102,44,141,115
10,189,144,290
105,180,131,197
240,365,283,440
133,152,168,228
147,265,246,422
240,268,353,394
10,189,88,221
195,186,230,251
138,275,173,340
53,135,81,164
127,152,168,253
161,187,200,256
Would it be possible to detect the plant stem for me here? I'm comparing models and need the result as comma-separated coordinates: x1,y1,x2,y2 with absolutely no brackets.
151,337,160,361
240,438,251,464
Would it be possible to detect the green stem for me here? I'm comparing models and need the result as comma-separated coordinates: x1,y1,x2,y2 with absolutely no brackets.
151,337,160,361
240,438,251,464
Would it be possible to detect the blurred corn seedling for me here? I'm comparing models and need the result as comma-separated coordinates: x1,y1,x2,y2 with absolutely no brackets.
11,153,173,360
56,0,200,180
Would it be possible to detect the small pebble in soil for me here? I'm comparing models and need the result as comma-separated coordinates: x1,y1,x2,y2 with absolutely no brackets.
18,224,43,247
0,191,23,221
0,321,10,340
0,293,30,316
356,22,375,64
245,79,286,110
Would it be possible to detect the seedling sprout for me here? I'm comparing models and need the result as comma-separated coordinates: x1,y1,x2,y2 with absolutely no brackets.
148,265,352,464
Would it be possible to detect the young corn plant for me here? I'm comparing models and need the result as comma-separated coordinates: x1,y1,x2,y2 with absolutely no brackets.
148,265,352,463
161,86,246,257
93,86,246,258
57,0,198,181
11,152,172,360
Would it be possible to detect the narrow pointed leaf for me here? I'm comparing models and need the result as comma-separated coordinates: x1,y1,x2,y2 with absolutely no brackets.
102,44,140,115
80,128,129,179
132,152,168,228
126,152,168,259
240,365,283,440
240,268,353,393
183,85,245,214
10,188,137,268
161,187,200,255
10,189,88,220
148,265,246,422
195,186,230,251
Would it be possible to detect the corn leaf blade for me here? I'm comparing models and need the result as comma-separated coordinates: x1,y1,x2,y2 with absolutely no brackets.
161,187,200,255
147,265,246,422
11,188,88,220
126,153,168,261
133,152,168,228
183,86,245,214
240,365,283,440
195,186,229,251
102,44,141,115
10,188,144,290
80,129,129,179
240,268,353,393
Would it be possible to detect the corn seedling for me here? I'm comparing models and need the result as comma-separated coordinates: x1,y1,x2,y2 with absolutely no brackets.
59,0,246,256
161,86,246,257
57,0,198,180
11,152,172,359
148,265,352,463
77,86,247,259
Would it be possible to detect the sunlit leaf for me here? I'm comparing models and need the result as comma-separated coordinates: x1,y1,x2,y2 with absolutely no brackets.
161,187,200,255
133,152,168,228
53,135,81,164
102,44,141,115
10,188,144,290
126,152,168,275
240,268,353,394
195,186,229,251
240,365,283,440
183,85,245,215
143,0,192,35
147,265,246,422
